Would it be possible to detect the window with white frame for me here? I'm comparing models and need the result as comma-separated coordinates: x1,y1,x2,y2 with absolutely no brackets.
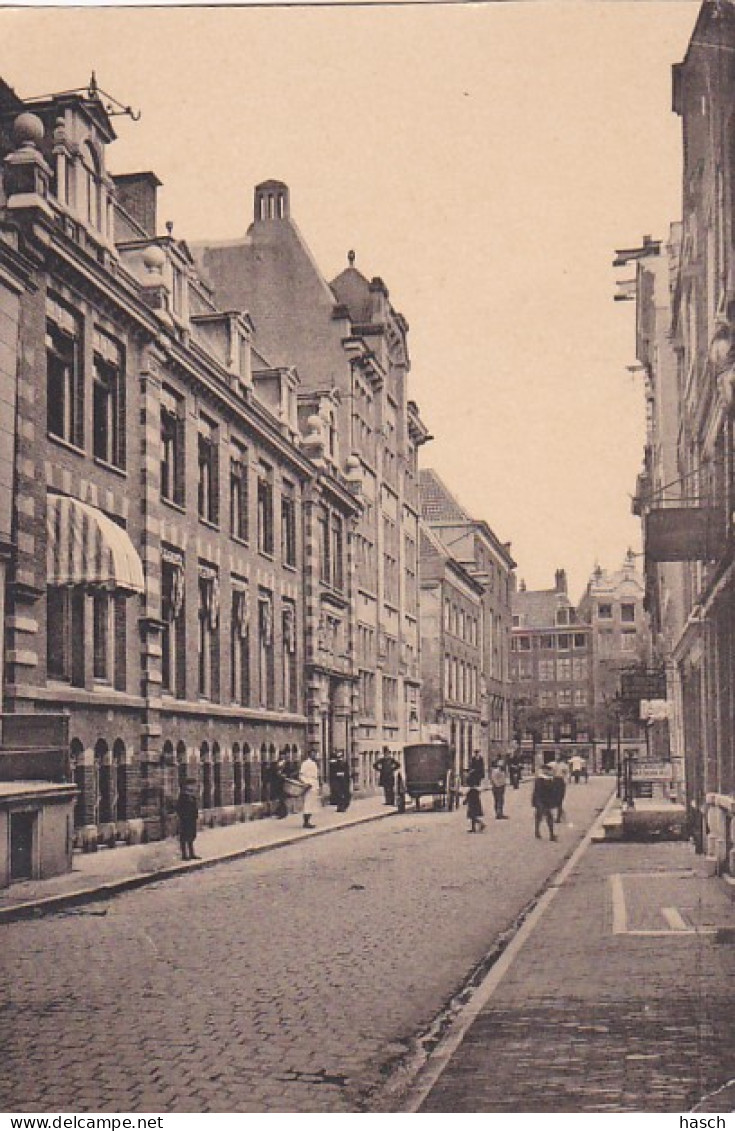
93,330,125,469
161,388,185,507
198,417,219,526
161,551,185,697
231,585,250,705
46,298,83,448
46,587,85,685
282,602,298,712
230,444,249,542
257,464,274,556
198,567,219,700
281,483,297,567
258,592,275,708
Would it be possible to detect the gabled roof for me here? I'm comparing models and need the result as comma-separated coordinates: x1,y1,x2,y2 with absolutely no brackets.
512,587,575,630
419,522,483,595
419,468,471,523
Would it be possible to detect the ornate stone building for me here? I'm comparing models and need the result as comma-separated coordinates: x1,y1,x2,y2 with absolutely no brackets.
194,186,431,787
0,80,361,849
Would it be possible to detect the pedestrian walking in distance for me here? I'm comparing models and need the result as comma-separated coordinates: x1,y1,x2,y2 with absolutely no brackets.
331,750,351,812
531,762,557,841
552,755,569,822
176,780,200,860
570,753,583,785
463,784,486,832
299,749,321,829
374,748,400,806
490,759,508,819
508,750,522,789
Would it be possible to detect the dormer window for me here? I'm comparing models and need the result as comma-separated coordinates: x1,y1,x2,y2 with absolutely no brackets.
328,410,337,460
81,142,102,231
171,266,185,317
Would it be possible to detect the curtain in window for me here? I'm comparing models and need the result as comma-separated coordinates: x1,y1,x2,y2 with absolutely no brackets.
259,598,273,646
233,587,250,638
283,605,296,653
199,566,220,630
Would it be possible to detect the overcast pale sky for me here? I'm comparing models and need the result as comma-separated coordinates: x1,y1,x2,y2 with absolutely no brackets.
1,2,700,599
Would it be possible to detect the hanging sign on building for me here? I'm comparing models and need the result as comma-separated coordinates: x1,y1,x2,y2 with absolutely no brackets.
620,666,667,701
645,506,724,563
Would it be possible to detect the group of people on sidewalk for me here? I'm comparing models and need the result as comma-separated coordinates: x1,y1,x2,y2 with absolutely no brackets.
174,747,401,861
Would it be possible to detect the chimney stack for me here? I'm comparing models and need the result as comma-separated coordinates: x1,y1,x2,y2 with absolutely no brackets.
554,568,567,594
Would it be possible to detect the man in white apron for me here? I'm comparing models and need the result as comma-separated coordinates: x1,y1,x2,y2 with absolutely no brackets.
299,750,321,829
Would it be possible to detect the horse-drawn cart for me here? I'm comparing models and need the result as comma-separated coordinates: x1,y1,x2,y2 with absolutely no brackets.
396,743,458,812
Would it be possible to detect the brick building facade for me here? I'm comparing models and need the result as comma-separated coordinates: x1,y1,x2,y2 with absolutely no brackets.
0,81,362,848
419,469,515,759
626,1,735,873
511,570,595,765
418,524,483,773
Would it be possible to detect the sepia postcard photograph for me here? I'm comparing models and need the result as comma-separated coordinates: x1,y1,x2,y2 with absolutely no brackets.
0,0,733,1120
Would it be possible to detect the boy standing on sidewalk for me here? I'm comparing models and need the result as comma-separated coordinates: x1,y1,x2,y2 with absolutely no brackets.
464,784,486,833
490,759,508,819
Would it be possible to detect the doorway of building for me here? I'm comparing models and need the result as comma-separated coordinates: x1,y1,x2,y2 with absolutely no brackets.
10,811,35,882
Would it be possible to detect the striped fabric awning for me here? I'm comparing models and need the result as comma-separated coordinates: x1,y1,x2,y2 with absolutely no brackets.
47,493,145,594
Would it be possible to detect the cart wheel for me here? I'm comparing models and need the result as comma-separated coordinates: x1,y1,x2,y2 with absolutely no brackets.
396,775,407,814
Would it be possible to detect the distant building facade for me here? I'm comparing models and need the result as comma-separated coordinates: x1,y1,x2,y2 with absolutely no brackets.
419,469,515,759
418,524,483,772
194,184,431,786
577,554,653,768
511,570,595,765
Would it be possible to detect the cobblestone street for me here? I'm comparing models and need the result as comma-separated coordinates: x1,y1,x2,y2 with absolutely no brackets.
417,838,735,1113
2,778,611,1113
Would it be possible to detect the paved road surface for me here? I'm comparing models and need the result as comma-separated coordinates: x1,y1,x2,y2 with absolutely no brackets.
418,839,735,1113
2,777,612,1113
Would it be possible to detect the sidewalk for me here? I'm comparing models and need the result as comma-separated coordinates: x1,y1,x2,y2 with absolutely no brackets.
0,793,396,922
414,829,735,1113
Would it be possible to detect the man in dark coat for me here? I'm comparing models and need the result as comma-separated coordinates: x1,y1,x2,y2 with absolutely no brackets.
271,757,289,819
531,763,557,841
330,751,351,812
468,751,486,788
176,782,200,860
374,748,400,806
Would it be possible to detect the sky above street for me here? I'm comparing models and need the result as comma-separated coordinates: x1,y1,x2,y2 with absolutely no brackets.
1,2,700,599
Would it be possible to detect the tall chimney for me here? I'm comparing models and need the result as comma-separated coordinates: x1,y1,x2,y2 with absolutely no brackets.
113,172,161,239
554,568,567,594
